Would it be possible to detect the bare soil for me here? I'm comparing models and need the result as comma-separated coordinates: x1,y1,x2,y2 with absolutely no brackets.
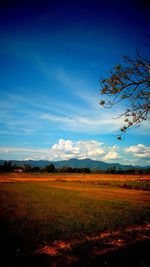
34,222,150,266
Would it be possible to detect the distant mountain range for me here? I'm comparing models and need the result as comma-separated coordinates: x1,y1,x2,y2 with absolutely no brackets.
0,158,149,171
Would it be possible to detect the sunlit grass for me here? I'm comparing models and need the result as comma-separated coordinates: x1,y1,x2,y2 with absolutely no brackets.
0,180,149,255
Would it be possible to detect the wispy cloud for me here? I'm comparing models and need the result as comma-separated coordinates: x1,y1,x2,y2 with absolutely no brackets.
1,62,150,140
40,111,124,134
1,87,150,138
0,147,50,160
37,63,150,135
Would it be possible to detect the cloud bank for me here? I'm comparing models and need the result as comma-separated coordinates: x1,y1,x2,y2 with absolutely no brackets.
0,139,149,166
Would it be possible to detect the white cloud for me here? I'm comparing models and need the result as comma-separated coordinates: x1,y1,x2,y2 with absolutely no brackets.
0,140,105,161
103,145,121,161
51,139,80,156
125,144,150,159
50,139,105,161
103,151,121,161
125,144,145,153
77,140,105,158
0,140,149,166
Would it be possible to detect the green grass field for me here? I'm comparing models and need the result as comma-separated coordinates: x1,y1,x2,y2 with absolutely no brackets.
0,176,150,266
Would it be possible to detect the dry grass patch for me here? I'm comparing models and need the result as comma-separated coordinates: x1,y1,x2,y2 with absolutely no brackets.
0,172,150,183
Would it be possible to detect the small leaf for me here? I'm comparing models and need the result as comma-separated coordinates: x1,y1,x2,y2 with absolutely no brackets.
101,86,107,94
99,100,105,105
121,94,127,99
114,64,122,71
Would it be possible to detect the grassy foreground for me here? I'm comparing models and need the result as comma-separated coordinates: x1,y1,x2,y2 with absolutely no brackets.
0,174,150,266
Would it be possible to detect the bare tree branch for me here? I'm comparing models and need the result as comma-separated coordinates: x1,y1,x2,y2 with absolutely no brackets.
99,53,150,139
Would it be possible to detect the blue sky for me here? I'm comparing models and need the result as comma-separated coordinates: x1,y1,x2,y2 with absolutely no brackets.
0,0,150,165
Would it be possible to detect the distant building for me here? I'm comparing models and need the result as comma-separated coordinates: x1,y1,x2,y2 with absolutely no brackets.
14,168,24,173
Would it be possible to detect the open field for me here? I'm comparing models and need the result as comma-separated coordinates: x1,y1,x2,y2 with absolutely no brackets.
0,172,150,182
0,173,150,266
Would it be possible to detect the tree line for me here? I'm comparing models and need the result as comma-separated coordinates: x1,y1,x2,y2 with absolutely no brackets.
0,161,91,173
0,161,149,174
